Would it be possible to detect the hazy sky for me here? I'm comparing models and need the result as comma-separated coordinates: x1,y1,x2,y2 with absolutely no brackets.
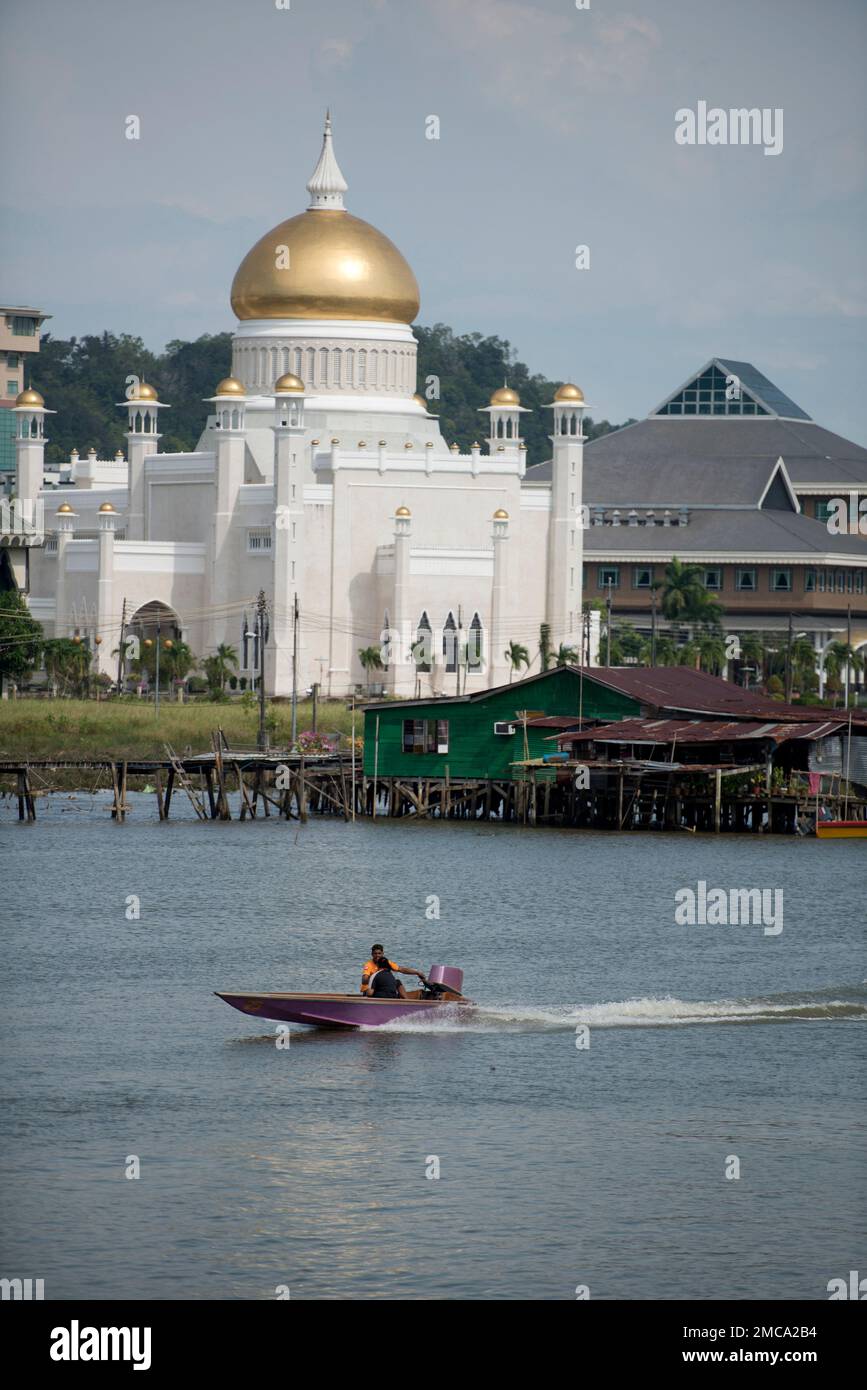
2,0,865,439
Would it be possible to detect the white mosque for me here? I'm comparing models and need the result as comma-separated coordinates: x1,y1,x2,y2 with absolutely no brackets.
13,116,593,697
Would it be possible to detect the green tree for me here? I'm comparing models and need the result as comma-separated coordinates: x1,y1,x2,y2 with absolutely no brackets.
0,591,43,696
504,640,530,682
539,623,553,672
357,645,384,693
42,637,90,697
555,643,579,667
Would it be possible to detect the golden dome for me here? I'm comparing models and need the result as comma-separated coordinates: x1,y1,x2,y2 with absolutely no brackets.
215,376,245,396
554,382,584,402
395,505,411,517
493,508,509,519
490,386,520,407
230,209,420,323
129,382,158,401
98,502,116,512
274,372,305,393
449,443,459,452
57,502,74,514
15,388,44,408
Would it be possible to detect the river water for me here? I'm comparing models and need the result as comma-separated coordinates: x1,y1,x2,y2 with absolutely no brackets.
1,791,864,1300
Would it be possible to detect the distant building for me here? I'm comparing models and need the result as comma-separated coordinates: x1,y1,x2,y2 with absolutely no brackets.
0,306,50,477
527,358,867,674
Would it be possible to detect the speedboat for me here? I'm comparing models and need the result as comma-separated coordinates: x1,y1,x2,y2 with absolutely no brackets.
215,964,468,1029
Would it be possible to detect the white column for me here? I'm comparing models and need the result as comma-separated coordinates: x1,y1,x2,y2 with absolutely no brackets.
54,507,76,638
391,508,412,695
490,510,510,687
547,404,584,651
96,505,118,676
208,399,246,655
266,411,305,695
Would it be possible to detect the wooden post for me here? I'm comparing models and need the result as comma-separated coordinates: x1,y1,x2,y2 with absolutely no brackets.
164,767,175,817
714,768,722,833
16,770,25,821
204,767,217,819
23,768,36,821
617,769,624,829
298,757,307,823
120,761,128,823
155,770,166,821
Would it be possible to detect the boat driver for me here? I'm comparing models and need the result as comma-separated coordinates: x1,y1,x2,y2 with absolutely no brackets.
361,945,426,995
367,960,407,1000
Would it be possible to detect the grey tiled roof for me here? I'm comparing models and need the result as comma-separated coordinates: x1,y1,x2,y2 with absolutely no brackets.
582,507,867,557
525,416,867,495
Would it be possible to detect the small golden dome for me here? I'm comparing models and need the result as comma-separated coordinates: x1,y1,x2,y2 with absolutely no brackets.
496,445,505,452
449,443,459,452
311,438,320,445
275,372,305,394
403,441,413,449
412,393,427,409
94,635,102,645
215,376,245,396
471,441,481,449
130,382,158,401
15,387,44,408
98,502,116,513
57,502,74,514
330,437,340,444
115,450,124,459
490,386,520,407
395,505,411,517
425,441,434,448
493,508,509,520
554,382,584,403
378,439,387,446
519,443,527,451
358,440,367,447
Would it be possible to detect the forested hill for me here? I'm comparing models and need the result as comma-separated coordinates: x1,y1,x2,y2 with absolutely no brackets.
32,324,634,465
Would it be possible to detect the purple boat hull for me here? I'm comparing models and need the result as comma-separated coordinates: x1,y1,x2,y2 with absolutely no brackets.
215,990,466,1029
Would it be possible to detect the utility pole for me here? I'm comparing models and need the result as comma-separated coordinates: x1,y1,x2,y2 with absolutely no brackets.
311,682,318,733
845,603,852,708
290,592,299,747
257,589,268,751
116,597,127,695
650,589,658,668
784,611,793,703
605,582,613,667
155,615,161,717
456,604,463,696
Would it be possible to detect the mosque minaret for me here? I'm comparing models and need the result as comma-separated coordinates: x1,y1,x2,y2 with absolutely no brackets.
19,116,591,696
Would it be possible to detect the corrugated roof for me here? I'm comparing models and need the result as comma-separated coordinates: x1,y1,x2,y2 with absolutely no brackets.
582,506,867,557
568,666,867,725
560,716,847,745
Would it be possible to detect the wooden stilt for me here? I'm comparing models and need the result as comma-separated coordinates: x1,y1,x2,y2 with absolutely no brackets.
155,770,166,821
164,767,175,817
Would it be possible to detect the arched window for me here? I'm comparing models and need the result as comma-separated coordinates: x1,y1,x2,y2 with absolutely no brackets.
306,346,316,386
467,613,483,671
443,612,458,673
345,348,355,386
414,612,432,673
358,349,367,386
369,349,378,387
333,347,342,385
319,346,329,386
293,347,302,377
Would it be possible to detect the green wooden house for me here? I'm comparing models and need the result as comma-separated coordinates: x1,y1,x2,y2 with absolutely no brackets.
361,667,639,780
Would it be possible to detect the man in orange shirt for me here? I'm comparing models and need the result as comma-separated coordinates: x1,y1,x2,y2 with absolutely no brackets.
361,944,426,995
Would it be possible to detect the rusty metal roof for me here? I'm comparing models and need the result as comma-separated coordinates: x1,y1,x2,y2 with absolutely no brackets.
559,716,848,746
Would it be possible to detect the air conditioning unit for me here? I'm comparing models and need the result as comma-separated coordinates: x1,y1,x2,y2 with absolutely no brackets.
493,721,516,736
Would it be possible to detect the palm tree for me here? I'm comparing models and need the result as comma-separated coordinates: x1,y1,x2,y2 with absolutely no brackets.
504,640,530,683
214,642,238,692
736,632,766,684
43,637,90,697
824,642,864,706
357,645,384,693
539,623,552,672
658,558,706,624
555,643,579,667
654,636,680,666
696,632,727,675
162,640,195,688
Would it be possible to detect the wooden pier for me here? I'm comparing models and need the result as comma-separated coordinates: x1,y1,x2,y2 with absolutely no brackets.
2,746,864,834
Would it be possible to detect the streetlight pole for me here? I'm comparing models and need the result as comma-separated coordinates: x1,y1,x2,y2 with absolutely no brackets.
650,589,658,668
784,612,793,703
290,592,298,748
155,617,161,717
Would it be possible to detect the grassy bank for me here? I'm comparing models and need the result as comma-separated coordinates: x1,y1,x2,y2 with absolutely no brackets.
0,698,359,762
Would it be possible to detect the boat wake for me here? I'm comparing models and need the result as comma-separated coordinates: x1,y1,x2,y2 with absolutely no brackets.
374,986,867,1034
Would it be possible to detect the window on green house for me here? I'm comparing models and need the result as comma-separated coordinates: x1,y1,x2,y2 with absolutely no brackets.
402,719,449,754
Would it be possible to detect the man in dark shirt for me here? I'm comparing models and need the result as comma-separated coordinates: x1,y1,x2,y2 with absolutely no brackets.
367,961,406,999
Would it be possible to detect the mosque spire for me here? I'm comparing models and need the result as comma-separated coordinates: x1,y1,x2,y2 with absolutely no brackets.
306,110,348,209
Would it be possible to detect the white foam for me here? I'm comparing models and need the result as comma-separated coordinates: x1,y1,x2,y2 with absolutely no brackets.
374,994,866,1034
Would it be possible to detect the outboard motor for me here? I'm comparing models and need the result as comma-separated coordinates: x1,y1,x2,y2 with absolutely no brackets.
423,964,464,999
